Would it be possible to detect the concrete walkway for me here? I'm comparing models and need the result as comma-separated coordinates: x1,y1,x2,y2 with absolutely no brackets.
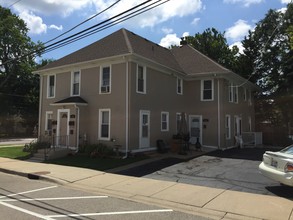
0,158,292,220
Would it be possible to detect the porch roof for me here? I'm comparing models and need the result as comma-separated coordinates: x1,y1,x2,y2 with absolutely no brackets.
51,96,88,106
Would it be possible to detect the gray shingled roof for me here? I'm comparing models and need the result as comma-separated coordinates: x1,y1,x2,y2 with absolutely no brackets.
38,28,243,80
171,45,231,75
38,28,183,73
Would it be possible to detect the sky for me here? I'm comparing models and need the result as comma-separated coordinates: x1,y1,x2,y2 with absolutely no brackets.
0,0,291,61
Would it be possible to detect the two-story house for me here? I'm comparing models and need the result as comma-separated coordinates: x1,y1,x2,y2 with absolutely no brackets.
35,28,258,154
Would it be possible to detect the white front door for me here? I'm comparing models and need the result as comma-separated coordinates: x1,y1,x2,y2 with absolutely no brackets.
189,115,202,145
57,109,70,147
139,110,150,148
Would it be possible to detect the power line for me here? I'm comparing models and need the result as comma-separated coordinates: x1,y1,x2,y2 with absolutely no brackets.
8,0,21,8
43,0,169,54
0,0,160,67
44,0,122,44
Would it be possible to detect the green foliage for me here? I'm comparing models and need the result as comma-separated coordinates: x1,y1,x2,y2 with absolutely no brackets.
0,6,44,135
239,3,293,128
23,141,50,154
84,143,114,158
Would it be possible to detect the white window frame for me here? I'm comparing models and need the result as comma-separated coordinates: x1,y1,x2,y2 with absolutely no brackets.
225,115,231,139
229,82,234,103
98,109,111,141
47,74,56,98
45,111,53,131
71,70,80,96
201,79,214,101
161,112,169,132
99,65,111,94
136,64,146,94
177,77,183,95
229,82,238,103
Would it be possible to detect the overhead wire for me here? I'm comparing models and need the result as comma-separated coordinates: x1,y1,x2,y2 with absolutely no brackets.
44,0,122,44
0,0,162,67
43,0,169,54
233,0,292,88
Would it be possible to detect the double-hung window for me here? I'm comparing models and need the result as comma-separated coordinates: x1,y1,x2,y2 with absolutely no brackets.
47,75,55,98
137,65,146,94
161,112,169,131
99,109,110,140
71,71,80,96
201,79,213,101
177,77,183,94
100,66,111,94
45,111,53,135
229,82,238,103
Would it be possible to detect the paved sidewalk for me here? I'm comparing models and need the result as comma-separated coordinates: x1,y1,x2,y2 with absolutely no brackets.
0,157,292,220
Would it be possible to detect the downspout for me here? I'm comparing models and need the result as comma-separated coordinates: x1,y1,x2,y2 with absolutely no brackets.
217,78,221,149
123,60,129,159
38,75,43,141
74,104,80,153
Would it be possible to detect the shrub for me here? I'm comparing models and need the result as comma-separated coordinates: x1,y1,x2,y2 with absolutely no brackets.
84,143,114,158
23,141,51,153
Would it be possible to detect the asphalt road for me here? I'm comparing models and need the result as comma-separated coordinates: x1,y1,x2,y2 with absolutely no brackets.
0,172,209,220
115,147,293,199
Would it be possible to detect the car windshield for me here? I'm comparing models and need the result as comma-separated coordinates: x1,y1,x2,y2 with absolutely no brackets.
280,145,293,155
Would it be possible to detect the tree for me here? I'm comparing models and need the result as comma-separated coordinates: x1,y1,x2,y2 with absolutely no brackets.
239,3,293,138
184,28,239,72
0,6,43,136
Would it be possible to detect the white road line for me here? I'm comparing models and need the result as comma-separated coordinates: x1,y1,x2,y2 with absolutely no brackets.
1,195,108,202
0,185,58,199
0,201,55,220
47,209,173,218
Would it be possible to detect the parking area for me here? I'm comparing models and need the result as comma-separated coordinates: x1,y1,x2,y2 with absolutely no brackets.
0,173,207,220
138,147,293,199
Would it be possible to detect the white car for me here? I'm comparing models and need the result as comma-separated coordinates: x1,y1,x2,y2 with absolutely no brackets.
259,145,293,187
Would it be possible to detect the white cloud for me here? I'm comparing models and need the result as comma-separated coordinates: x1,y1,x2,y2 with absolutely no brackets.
19,11,47,35
223,0,264,7
49,25,63,31
225,19,251,41
280,0,291,3
93,0,203,28
159,32,189,48
10,0,92,17
191,17,200,26
230,41,244,54
182,32,190,38
159,34,181,48
3,0,203,35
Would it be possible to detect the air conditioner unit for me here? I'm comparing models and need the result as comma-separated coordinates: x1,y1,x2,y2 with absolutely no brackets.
101,86,110,93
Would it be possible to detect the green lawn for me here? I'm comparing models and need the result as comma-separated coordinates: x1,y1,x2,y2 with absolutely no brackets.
0,146,31,159
45,154,149,171
0,145,149,171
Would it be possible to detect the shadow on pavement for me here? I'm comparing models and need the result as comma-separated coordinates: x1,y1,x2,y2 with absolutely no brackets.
265,185,293,200
205,147,281,161
114,157,186,177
